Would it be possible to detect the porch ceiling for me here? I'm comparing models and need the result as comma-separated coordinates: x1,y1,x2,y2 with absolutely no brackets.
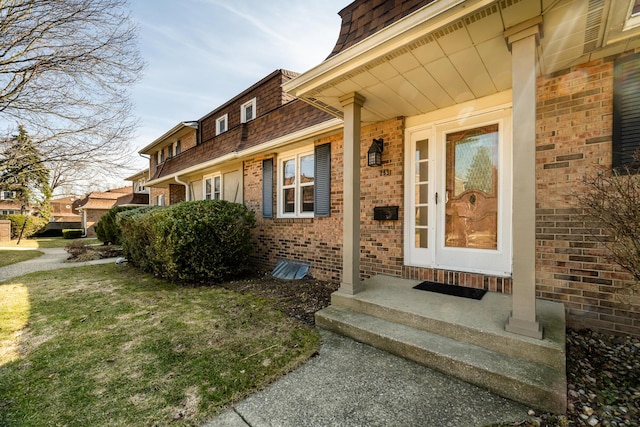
285,0,640,123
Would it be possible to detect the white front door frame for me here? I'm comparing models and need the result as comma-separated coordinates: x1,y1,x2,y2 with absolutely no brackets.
404,104,513,277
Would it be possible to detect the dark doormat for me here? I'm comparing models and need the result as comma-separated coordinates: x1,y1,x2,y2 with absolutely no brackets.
413,281,487,300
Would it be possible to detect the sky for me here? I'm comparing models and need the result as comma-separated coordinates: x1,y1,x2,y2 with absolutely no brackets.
127,0,351,174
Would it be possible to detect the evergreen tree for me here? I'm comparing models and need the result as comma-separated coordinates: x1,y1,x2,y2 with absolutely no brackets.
0,126,51,210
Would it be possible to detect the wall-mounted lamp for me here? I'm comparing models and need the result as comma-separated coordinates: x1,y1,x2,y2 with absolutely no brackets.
367,138,384,167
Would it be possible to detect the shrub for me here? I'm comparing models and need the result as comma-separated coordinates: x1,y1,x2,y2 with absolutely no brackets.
119,200,256,283
0,214,47,239
62,229,83,239
65,240,88,257
95,205,140,244
578,162,640,295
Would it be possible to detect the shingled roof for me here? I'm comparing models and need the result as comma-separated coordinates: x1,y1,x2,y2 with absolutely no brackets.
328,0,436,58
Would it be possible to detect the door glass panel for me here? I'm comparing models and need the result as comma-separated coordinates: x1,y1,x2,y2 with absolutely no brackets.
415,207,428,226
414,139,429,249
445,124,498,249
415,229,428,248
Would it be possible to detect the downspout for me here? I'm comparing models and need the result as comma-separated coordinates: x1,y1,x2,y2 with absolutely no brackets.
81,208,87,237
175,176,190,202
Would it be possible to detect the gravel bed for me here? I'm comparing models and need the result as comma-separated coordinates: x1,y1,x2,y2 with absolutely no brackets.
497,329,639,427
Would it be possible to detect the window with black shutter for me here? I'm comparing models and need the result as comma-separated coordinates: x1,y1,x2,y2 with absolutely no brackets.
262,143,331,218
613,52,640,171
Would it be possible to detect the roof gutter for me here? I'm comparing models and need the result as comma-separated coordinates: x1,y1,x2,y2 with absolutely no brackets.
145,118,343,187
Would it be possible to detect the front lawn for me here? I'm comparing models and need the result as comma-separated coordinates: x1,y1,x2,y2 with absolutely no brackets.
0,264,320,426
0,250,43,267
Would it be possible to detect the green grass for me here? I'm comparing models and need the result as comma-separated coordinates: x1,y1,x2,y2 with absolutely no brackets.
0,264,320,426
0,250,43,267
0,237,100,249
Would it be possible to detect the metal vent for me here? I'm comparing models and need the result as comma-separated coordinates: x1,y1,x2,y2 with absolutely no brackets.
464,4,500,26
432,20,465,40
583,0,605,53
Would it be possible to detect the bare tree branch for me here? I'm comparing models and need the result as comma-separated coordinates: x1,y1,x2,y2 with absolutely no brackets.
0,0,144,193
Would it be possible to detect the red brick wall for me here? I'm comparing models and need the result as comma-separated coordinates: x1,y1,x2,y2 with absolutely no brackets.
244,117,515,291
150,188,169,206
536,53,639,335
245,131,345,282
169,184,185,205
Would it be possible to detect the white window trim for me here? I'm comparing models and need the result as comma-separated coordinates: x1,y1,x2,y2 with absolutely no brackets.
216,114,228,135
240,98,256,123
277,145,315,218
156,194,165,206
203,174,222,200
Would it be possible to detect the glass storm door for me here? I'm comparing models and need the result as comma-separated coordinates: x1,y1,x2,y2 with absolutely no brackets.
405,109,512,276
444,124,499,250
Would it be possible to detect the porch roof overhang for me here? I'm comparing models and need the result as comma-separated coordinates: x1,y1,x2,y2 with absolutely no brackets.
283,0,640,122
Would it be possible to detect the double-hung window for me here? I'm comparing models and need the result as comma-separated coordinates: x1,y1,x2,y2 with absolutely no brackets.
279,148,315,217
216,115,228,135
265,143,331,219
241,98,256,123
175,140,181,155
204,175,222,200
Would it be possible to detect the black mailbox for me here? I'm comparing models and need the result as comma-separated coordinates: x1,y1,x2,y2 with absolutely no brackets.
373,206,399,221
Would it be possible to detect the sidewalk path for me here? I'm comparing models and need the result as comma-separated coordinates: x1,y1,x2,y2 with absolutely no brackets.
205,330,530,427
0,247,116,283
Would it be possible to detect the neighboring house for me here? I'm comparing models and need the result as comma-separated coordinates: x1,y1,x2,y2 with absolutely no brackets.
141,0,640,412
139,122,198,207
123,169,151,207
0,190,23,215
50,195,82,222
43,195,83,234
77,186,147,236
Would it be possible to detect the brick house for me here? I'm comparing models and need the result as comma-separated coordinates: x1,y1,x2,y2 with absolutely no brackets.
141,0,640,411
139,122,198,206
77,185,148,237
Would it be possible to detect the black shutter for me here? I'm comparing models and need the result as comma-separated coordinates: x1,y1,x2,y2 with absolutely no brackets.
262,158,273,218
314,143,331,217
613,53,640,170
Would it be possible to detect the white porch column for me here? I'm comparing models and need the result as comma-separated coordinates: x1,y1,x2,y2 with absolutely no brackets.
505,17,543,339
339,92,365,294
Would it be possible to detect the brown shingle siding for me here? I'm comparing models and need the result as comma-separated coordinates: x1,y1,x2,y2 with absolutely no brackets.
156,99,334,179
329,0,437,58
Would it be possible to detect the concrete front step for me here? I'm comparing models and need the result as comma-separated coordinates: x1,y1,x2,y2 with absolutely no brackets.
330,275,566,370
316,305,567,413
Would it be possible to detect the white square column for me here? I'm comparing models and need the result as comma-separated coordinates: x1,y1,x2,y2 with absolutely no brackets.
339,92,366,295
505,18,544,339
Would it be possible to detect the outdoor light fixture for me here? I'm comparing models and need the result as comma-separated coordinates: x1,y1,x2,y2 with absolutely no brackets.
368,138,384,167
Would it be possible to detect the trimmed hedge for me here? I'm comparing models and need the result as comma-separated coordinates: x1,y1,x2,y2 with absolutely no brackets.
62,229,84,239
95,205,141,244
118,200,256,283
0,214,47,239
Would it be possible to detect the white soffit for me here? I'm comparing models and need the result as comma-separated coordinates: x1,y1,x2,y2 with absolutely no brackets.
289,0,631,123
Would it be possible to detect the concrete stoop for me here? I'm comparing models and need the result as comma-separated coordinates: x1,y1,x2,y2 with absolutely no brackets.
315,275,567,414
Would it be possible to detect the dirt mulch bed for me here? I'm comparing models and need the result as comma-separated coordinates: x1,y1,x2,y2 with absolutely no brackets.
220,274,339,326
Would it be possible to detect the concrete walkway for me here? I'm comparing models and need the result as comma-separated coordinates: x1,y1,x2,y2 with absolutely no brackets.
0,247,116,283
205,330,530,427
